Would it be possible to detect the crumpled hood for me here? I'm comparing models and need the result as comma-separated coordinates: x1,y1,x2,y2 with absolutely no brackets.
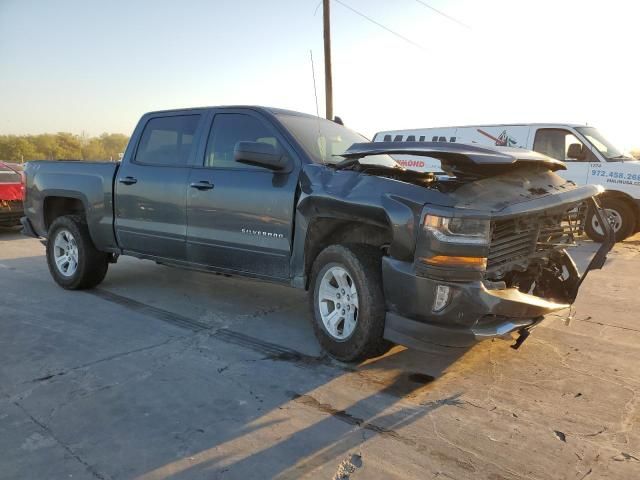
342,141,566,178
447,168,602,216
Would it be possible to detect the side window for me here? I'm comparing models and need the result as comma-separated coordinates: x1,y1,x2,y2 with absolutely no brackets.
533,128,595,162
419,136,425,142
383,134,392,142
393,135,403,142
204,114,280,169
135,115,200,166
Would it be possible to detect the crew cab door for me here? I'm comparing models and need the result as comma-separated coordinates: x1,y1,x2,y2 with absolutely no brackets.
115,113,204,259
186,110,298,279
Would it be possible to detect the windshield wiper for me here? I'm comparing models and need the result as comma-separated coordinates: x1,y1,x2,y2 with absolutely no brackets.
330,157,359,170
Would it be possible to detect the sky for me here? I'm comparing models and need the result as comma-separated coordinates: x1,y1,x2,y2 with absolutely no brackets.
0,0,638,149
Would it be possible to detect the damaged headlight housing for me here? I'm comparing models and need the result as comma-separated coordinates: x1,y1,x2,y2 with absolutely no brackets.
424,215,491,245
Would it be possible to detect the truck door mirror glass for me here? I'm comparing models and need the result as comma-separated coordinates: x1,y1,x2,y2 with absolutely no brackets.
234,142,287,170
567,143,586,161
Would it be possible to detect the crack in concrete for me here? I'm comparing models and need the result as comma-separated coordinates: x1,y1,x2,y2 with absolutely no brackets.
290,391,526,480
14,401,110,480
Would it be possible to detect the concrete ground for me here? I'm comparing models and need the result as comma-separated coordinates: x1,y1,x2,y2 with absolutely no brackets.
1,226,639,480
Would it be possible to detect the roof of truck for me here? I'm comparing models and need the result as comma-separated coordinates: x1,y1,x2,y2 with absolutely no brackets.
143,105,318,119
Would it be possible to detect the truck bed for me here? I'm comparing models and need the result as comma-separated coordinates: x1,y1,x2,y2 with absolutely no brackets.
22,161,120,250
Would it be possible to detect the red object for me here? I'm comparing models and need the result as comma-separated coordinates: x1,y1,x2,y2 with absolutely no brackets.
0,183,23,201
0,162,24,201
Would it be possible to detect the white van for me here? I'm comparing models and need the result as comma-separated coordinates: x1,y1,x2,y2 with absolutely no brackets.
373,124,640,242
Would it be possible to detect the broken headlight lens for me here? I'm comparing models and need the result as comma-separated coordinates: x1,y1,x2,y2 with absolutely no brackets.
424,215,490,245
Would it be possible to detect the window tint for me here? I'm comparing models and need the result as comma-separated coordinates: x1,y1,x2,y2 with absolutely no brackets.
533,128,595,162
406,135,415,142
418,136,425,142
204,114,279,169
393,135,403,142
383,134,392,142
0,163,21,183
135,115,200,166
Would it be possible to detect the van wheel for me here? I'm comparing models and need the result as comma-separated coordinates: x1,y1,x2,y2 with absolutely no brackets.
309,244,390,362
46,215,109,290
585,198,635,242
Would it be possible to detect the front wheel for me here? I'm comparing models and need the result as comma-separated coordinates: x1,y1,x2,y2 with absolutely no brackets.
309,244,390,362
46,215,109,290
585,198,635,243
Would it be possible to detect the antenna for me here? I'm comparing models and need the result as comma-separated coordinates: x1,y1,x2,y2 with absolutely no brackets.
310,50,320,118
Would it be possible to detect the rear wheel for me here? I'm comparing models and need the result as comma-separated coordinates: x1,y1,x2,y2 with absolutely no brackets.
46,215,109,290
309,244,390,362
585,198,635,242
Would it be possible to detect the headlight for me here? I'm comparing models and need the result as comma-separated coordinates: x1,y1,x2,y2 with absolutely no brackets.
424,215,490,245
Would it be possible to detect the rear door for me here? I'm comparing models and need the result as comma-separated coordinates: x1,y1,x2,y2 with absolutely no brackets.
186,109,299,279
115,113,205,260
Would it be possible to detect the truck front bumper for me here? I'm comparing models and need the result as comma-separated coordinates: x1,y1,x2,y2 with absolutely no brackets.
381,258,561,349
382,197,615,351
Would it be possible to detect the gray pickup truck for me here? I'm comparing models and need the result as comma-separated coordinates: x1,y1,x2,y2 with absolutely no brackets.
21,106,613,361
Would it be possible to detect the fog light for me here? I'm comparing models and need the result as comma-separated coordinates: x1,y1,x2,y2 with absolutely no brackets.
433,284,451,312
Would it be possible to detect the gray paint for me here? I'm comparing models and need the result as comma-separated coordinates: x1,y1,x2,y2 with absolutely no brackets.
21,106,613,350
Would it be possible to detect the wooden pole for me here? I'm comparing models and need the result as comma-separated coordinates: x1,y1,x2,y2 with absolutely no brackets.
323,0,333,121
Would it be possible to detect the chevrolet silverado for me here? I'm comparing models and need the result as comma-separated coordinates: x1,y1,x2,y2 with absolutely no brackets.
21,106,613,361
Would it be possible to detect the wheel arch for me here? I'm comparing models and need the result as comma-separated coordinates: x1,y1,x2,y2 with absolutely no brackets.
43,195,87,231
295,213,392,290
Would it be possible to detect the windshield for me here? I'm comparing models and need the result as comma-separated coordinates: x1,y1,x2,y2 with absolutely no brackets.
576,127,629,160
277,114,399,168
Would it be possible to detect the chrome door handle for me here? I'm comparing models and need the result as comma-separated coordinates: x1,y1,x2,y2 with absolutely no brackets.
189,181,214,190
119,176,137,185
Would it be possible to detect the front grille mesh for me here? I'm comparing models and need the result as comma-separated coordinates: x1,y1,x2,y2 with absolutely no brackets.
487,205,585,271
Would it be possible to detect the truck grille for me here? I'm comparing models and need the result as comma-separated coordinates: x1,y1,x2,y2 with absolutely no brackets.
487,205,586,272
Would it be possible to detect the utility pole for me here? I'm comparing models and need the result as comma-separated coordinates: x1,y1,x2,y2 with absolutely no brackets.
323,0,333,121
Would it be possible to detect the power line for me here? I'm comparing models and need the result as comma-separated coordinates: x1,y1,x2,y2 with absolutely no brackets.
413,0,471,29
333,0,428,52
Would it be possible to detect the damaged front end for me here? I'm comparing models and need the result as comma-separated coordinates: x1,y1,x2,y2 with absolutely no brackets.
341,142,615,350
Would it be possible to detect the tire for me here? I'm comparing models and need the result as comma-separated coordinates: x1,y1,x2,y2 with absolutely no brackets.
309,244,391,362
46,215,109,290
585,197,635,243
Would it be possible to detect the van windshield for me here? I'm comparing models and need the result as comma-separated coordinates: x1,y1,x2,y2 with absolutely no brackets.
277,114,398,167
576,127,631,161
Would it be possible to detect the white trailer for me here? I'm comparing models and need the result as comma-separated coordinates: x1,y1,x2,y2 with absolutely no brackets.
374,124,640,242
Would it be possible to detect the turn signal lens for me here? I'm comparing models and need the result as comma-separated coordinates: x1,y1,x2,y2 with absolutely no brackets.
420,255,487,270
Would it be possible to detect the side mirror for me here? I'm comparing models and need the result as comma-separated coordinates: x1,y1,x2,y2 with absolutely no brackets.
567,143,586,161
234,141,287,170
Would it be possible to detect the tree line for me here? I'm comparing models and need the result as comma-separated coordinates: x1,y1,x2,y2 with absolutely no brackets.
0,133,129,162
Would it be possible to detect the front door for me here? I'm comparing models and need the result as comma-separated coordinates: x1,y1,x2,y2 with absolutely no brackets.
115,113,203,259
532,128,597,185
186,110,298,279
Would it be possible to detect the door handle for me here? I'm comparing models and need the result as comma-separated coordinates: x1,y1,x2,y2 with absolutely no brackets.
119,176,138,185
190,181,214,190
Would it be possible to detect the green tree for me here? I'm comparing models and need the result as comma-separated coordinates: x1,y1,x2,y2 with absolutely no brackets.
0,132,130,162
82,138,107,160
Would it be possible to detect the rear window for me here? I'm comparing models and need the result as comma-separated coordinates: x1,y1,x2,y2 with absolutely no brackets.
135,115,201,166
0,163,21,183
